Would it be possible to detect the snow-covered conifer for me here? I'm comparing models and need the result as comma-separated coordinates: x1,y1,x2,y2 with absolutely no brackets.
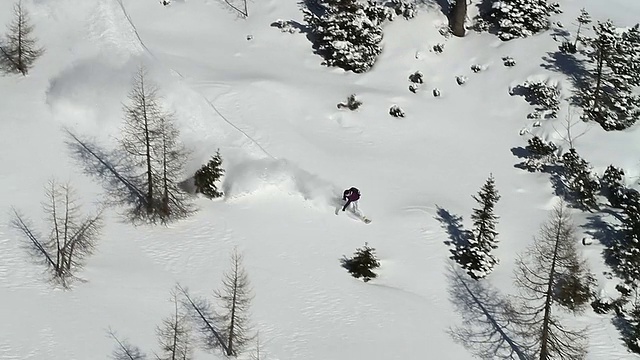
194,150,225,199
581,20,640,130
524,136,557,171
341,242,380,282
561,148,599,210
601,165,626,208
453,174,501,280
573,8,592,48
488,0,560,40
303,0,383,73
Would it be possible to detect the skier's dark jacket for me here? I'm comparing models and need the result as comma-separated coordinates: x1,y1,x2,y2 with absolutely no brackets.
343,187,360,202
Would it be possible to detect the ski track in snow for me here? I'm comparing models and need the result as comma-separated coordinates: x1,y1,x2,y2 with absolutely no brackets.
87,0,144,59
111,0,277,161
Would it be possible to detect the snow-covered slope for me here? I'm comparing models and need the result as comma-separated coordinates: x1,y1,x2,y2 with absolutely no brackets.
1,0,640,359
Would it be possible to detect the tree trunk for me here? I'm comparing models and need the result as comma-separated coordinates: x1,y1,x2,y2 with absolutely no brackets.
17,4,24,75
227,262,239,356
539,212,564,360
573,23,582,48
593,46,604,119
450,0,467,37
140,77,154,214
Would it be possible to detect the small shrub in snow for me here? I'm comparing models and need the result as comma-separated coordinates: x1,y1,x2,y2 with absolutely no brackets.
341,242,380,282
408,71,424,84
194,150,225,199
389,105,405,117
438,26,452,38
591,296,624,315
471,16,491,33
561,148,599,210
433,43,445,54
456,75,467,85
408,71,423,93
470,64,482,73
559,40,577,54
502,56,516,67
524,135,557,172
433,88,441,97
527,111,541,119
270,20,298,33
337,94,362,110
520,80,561,118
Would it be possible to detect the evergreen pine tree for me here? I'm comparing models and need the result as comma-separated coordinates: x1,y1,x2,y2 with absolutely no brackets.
614,191,640,286
621,24,640,87
626,298,640,353
194,150,225,199
488,0,560,41
601,165,626,208
582,20,640,130
341,242,380,282
573,8,592,48
0,1,44,75
303,0,383,73
561,149,599,210
454,174,501,280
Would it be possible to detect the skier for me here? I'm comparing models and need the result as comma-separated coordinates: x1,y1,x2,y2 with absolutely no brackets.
342,187,361,212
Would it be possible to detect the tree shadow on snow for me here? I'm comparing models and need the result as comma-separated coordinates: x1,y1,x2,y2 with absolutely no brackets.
447,264,531,360
65,130,144,205
540,50,588,106
434,206,473,256
580,209,625,271
420,0,450,16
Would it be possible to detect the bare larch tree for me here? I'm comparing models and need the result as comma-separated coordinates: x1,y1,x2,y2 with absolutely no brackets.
11,179,103,288
514,202,590,360
214,249,254,356
156,291,192,360
120,67,192,224
0,1,44,75
179,249,254,357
